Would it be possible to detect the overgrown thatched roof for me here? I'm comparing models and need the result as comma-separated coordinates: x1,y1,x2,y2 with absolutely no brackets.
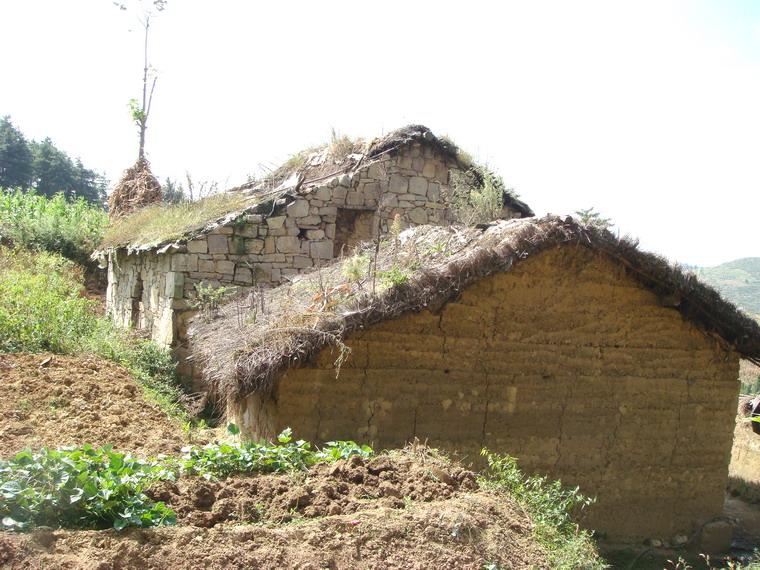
190,216,760,402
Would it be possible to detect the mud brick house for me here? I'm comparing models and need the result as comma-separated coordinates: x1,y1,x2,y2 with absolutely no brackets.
95,125,532,374
191,216,760,541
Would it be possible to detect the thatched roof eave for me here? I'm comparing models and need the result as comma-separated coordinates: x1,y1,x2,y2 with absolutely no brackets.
190,216,760,402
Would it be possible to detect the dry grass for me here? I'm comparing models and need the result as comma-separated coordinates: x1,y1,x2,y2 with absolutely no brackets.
108,158,162,220
740,360,760,394
100,192,258,250
190,215,760,403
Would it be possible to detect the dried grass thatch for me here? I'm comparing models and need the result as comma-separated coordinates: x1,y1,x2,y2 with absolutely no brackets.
108,158,163,220
190,215,760,403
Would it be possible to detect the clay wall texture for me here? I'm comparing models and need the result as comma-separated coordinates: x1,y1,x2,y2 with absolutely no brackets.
728,403,760,501
106,142,524,362
230,246,740,540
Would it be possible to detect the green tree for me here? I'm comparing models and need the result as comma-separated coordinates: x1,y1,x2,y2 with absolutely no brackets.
575,207,613,231
0,116,33,190
162,177,186,203
29,138,76,198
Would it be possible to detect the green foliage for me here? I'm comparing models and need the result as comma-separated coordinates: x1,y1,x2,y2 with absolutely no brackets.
450,166,506,225
342,252,371,283
191,282,237,320
696,257,760,317
479,450,604,570
575,208,613,231
0,189,107,265
378,265,410,287
0,246,191,422
162,177,186,204
129,98,147,127
181,428,373,479
0,117,107,204
0,248,98,353
0,445,176,531
0,116,33,189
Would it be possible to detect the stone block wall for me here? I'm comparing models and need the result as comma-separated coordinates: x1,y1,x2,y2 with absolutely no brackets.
229,246,740,540
106,141,527,370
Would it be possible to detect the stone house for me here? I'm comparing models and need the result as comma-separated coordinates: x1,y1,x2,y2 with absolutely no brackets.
96,125,532,375
191,216,760,541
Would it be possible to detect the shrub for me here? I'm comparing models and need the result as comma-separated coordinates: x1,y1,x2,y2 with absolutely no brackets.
479,450,605,570
0,248,98,353
181,428,373,479
0,246,192,421
0,446,176,531
0,190,107,265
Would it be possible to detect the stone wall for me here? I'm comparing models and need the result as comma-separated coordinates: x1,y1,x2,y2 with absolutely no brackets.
229,246,741,540
106,141,526,373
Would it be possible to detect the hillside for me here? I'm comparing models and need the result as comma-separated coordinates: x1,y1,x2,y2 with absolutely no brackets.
697,258,760,318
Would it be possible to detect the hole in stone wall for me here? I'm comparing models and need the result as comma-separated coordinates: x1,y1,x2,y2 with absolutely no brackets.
333,208,377,257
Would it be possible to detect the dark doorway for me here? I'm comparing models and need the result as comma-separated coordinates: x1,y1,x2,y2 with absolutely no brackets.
333,209,377,257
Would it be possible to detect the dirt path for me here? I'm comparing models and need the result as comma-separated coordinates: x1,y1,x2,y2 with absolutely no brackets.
0,353,187,458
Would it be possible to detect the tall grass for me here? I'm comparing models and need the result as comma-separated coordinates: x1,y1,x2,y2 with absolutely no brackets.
0,246,191,422
0,189,107,265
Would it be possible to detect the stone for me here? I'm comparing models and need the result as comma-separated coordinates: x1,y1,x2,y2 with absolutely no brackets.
698,521,732,554
185,254,199,272
318,206,337,216
314,186,332,201
305,229,325,240
422,160,437,178
292,256,313,269
187,239,208,254
409,176,428,196
171,254,188,272
276,236,300,253
389,174,408,194
380,194,398,208
245,239,265,254
298,215,322,226
164,272,184,299
198,259,215,273
310,240,334,260
207,234,229,254
234,267,253,284
216,226,234,235
215,260,235,274
332,186,348,201
367,163,384,179
428,182,441,202
266,216,286,229
325,223,336,239
411,158,424,172
235,224,258,238
287,200,309,218
408,207,428,224
346,191,365,206
244,214,264,224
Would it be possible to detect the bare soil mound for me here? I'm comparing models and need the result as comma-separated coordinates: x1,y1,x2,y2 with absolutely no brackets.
149,451,478,527
0,353,185,458
1,496,545,569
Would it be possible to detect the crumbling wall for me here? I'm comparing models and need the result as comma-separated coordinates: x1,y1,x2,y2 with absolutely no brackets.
230,246,740,540
728,397,760,502
106,141,526,366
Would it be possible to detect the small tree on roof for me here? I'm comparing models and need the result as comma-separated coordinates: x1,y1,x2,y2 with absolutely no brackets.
575,207,613,231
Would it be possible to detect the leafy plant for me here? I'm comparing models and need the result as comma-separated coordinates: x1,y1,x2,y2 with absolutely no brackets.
0,189,107,265
379,265,409,288
180,428,373,479
450,166,506,226
479,450,604,570
342,252,371,284
191,282,237,320
575,208,613,231
0,446,176,531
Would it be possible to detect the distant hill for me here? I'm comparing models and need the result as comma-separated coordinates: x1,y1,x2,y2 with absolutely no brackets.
696,258,760,318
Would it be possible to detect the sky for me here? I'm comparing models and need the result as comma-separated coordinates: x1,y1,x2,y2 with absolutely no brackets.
1,0,759,266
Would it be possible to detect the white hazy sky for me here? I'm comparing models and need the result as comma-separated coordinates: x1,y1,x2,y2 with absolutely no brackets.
2,0,759,266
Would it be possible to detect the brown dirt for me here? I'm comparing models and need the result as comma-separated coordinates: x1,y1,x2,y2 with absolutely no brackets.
0,353,186,458
147,450,478,527
0,451,548,569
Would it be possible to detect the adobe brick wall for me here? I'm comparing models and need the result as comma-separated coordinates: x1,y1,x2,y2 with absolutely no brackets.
229,246,740,540
728,399,760,502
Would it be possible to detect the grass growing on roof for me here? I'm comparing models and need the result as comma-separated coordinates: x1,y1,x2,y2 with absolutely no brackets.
100,192,257,249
